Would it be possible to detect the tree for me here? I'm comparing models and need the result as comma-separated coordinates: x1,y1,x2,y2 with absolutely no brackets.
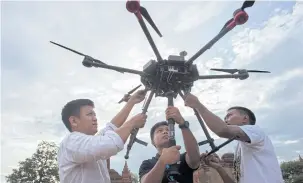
6,141,59,183
293,174,303,183
280,159,303,183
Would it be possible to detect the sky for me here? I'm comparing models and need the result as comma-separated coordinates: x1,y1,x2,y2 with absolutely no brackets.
1,0,303,182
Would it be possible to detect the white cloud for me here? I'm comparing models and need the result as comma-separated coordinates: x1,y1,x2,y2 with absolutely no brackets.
284,140,299,144
173,1,229,32
230,2,303,68
1,1,303,182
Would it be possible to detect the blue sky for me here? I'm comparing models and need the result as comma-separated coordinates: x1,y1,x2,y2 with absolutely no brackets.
1,1,303,182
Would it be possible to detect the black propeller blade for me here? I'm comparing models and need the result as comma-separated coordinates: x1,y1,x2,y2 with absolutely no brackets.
139,6,162,37
50,41,107,65
245,70,271,73
241,0,255,10
118,84,142,103
50,41,85,57
210,68,270,74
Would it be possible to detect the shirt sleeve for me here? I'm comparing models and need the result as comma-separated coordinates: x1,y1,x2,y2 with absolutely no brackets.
179,152,199,172
64,128,124,164
139,160,153,181
239,125,265,146
96,122,118,136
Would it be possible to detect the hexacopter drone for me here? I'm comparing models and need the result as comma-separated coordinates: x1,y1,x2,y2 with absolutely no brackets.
50,0,269,175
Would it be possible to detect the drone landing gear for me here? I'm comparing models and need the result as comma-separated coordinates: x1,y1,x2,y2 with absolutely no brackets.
165,91,181,182
124,89,155,159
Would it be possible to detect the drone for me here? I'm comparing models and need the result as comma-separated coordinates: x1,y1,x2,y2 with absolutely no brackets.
51,0,269,170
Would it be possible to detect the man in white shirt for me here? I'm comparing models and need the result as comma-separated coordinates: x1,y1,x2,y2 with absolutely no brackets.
57,90,148,183
184,93,284,183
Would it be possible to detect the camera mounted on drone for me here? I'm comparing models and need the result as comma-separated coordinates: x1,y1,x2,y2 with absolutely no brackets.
50,0,269,181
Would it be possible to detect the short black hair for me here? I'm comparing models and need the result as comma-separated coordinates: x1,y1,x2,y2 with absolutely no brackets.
61,99,94,132
150,121,168,143
228,106,256,125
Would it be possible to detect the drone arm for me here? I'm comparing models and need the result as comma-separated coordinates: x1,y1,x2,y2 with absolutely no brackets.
197,73,248,80
186,7,251,65
178,91,216,150
124,90,155,159
135,12,163,61
186,24,235,65
83,59,145,75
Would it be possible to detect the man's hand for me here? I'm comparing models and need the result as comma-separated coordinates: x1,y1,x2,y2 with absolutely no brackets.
128,113,147,128
200,152,222,169
159,145,181,165
128,89,147,104
165,106,185,125
184,93,201,109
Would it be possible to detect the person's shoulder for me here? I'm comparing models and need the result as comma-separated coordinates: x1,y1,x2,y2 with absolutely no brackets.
239,124,269,146
138,157,156,179
140,157,156,166
240,124,266,135
59,132,84,147
139,156,159,171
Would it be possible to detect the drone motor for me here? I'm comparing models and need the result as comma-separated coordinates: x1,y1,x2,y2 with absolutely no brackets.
126,0,140,13
233,9,249,25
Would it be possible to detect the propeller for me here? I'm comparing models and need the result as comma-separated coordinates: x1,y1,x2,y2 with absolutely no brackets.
210,68,271,74
241,0,255,10
139,6,162,37
50,41,125,73
50,41,108,65
126,0,162,37
219,0,255,32
118,84,142,103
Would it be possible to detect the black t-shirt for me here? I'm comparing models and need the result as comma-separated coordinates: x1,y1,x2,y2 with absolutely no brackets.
138,152,197,183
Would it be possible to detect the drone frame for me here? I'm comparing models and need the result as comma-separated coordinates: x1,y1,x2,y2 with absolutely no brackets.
50,0,270,161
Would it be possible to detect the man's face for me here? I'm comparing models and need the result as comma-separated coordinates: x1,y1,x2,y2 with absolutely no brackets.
224,109,248,126
152,125,169,148
73,105,98,135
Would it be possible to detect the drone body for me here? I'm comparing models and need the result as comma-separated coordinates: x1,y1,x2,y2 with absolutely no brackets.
50,0,270,161
141,52,199,98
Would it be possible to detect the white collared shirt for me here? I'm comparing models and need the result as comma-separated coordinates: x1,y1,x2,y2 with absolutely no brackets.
234,125,284,183
57,122,124,183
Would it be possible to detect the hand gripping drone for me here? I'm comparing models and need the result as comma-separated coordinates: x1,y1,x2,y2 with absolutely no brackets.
51,0,270,180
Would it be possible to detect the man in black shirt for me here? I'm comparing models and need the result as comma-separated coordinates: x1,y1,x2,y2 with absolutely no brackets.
139,106,201,183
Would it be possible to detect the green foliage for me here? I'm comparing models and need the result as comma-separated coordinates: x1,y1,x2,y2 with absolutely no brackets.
5,141,59,183
293,174,303,183
281,159,303,183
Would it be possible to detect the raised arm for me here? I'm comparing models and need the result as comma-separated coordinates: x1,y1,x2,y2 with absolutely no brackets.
64,113,147,164
184,93,251,143
110,89,147,128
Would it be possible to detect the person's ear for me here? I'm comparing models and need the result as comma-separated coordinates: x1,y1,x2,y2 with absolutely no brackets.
69,116,78,127
243,115,249,124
